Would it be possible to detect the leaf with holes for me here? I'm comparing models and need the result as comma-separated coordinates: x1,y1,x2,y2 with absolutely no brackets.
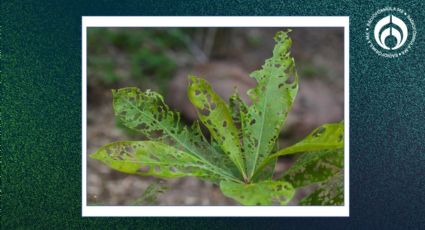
271,122,344,158
229,91,277,182
281,149,343,188
241,31,299,179
228,91,248,132
220,180,295,205
253,122,344,177
90,141,229,181
112,88,241,182
131,180,168,205
89,30,345,206
299,172,344,205
188,76,247,180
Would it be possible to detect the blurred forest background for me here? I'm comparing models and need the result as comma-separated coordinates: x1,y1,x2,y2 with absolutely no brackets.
87,28,344,205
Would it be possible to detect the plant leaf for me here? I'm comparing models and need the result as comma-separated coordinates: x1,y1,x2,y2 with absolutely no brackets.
228,91,248,139
188,76,247,180
270,122,344,158
131,180,168,205
112,87,241,182
242,31,299,179
254,122,344,177
229,91,277,182
220,180,295,205
90,141,231,181
299,172,344,206
281,149,343,188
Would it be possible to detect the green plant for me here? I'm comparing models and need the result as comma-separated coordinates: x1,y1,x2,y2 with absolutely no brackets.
87,28,186,91
130,180,168,205
90,31,344,206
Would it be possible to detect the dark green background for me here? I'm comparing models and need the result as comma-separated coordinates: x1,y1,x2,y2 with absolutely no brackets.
2,0,424,229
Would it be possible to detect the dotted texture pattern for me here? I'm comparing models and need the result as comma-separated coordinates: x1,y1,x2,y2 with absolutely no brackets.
2,0,425,229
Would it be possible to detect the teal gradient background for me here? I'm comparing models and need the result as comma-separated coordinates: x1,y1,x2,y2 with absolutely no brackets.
2,0,424,228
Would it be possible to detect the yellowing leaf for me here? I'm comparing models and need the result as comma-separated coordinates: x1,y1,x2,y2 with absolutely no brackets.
112,88,240,182
254,122,344,179
90,141,227,181
271,122,344,158
188,77,247,180
220,180,295,205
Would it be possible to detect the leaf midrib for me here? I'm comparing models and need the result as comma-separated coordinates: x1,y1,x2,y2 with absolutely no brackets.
249,68,273,179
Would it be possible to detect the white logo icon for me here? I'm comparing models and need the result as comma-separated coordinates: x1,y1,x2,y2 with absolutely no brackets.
366,7,416,58
374,15,408,50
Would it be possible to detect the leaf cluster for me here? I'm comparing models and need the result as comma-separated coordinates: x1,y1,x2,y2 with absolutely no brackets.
91,31,344,205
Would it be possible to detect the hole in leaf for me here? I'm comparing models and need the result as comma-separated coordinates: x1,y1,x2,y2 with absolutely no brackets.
276,185,282,191
136,123,148,130
206,94,212,103
285,73,296,84
210,103,216,110
195,90,201,95
312,127,326,137
124,145,133,154
201,108,210,116
222,121,227,127
138,166,150,173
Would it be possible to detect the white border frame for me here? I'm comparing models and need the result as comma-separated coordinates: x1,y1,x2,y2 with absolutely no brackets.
82,16,350,217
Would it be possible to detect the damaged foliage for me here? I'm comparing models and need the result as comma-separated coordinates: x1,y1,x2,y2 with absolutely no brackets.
91,31,345,206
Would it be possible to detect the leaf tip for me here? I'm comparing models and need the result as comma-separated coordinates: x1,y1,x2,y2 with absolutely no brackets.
89,151,101,160
187,74,199,83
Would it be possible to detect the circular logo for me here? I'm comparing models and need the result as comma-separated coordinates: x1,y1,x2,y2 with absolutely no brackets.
366,7,416,58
